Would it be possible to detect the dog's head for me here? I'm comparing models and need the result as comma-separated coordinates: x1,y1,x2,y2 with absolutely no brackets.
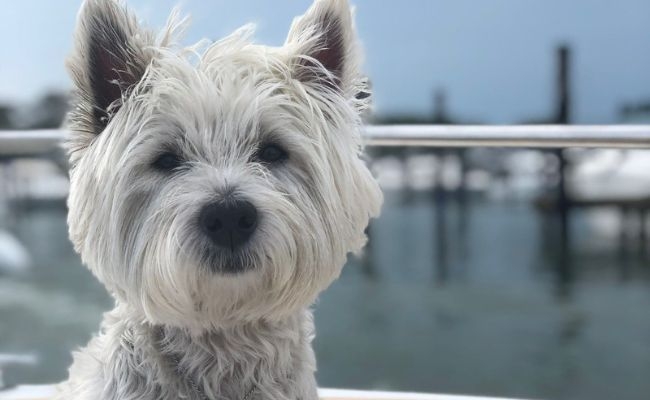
66,0,382,331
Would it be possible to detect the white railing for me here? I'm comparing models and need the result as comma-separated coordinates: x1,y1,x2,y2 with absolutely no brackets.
0,130,64,157
1,125,650,156
365,125,650,148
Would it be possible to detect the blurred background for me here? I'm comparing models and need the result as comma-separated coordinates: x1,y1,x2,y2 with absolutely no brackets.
1,1,650,400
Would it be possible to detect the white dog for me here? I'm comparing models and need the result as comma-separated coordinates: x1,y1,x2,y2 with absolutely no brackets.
57,0,381,398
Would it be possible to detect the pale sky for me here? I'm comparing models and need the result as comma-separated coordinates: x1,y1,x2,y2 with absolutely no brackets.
1,0,650,123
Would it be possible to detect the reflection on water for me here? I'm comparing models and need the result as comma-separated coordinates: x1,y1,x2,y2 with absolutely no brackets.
1,191,650,400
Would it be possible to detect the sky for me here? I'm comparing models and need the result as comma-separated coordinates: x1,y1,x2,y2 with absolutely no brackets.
1,0,650,123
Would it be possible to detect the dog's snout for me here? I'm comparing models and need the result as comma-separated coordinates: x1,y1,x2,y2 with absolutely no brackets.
199,200,258,250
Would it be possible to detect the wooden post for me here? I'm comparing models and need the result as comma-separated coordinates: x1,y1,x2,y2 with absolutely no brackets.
432,89,450,284
434,162,449,284
554,45,572,295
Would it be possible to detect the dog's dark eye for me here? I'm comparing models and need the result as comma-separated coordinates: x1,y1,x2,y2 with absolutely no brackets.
257,144,288,164
153,152,183,171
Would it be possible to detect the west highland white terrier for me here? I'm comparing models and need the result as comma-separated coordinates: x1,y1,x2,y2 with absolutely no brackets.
58,0,382,398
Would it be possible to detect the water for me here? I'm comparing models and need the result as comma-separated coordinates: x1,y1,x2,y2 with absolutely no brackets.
1,191,650,400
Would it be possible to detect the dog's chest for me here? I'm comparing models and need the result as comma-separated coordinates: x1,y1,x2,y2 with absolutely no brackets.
155,350,304,400
152,323,314,400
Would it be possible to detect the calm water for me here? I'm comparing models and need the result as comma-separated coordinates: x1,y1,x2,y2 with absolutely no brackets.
1,191,650,400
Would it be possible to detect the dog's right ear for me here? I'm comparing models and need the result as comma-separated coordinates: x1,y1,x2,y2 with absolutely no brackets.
284,0,371,113
67,0,153,137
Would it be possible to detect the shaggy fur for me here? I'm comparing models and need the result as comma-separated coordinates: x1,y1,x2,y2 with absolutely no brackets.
57,0,382,399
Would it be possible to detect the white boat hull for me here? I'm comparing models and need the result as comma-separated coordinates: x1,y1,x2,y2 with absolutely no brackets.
0,385,523,400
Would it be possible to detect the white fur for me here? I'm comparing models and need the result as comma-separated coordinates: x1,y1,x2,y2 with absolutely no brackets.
58,0,382,399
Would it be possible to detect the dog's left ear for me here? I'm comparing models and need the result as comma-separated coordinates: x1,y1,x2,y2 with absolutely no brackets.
286,0,370,108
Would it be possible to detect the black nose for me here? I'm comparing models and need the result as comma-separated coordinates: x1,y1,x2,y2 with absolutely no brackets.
199,200,258,250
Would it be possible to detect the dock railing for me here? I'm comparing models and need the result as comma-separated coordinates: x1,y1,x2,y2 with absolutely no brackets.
1,125,650,155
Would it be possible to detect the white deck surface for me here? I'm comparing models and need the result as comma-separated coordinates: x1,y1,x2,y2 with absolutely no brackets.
0,385,521,400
